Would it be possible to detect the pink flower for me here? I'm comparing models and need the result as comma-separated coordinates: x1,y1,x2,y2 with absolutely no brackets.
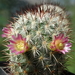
1,24,13,38
48,34,72,54
7,34,29,55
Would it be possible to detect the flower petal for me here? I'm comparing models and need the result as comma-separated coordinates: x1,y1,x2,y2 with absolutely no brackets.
15,51,20,55
11,50,16,53
7,44,13,47
9,47,14,50
9,40,16,44
20,50,25,53
12,35,16,40
59,34,64,39
60,50,66,54
17,34,22,40
1,34,7,37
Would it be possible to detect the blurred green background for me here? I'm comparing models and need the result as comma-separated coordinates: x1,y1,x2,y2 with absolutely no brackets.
0,0,75,74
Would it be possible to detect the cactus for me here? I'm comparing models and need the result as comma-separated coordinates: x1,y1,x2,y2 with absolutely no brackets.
2,4,72,75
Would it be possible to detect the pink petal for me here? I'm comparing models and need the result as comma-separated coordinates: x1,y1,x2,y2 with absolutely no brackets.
7,44,13,47
64,49,68,52
54,36,58,39
16,34,22,40
12,35,16,40
56,49,66,54
15,51,20,55
64,47,71,51
9,47,14,50
66,43,72,47
11,50,16,53
63,37,68,43
9,40,16,44
26,46,29,50
58,34,64,39
2,27,8,31
60,50,66,54
23,38,26,41
20,50,25,53
1,34,7,37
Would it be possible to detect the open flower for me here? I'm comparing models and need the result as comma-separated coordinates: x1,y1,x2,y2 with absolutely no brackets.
1,25,13,38
48,34,72,54
7,34,29,55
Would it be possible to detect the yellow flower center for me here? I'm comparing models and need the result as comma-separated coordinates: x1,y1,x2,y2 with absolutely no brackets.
55,40,64,50
16,41,24,51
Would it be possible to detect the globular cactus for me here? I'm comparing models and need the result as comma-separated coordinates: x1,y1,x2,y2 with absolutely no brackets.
2,4,72,75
